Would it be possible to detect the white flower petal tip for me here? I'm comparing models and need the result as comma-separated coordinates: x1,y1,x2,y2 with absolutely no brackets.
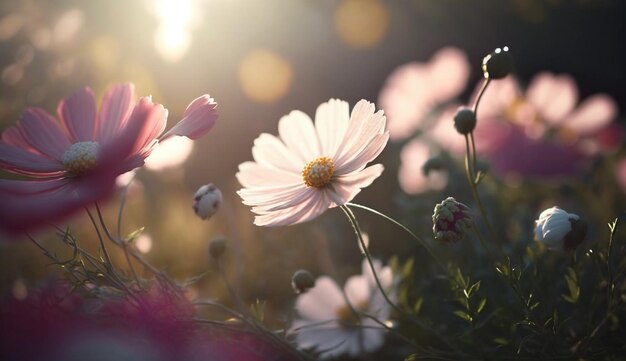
534,206,587,251
237,99,389,227
290,259,395,359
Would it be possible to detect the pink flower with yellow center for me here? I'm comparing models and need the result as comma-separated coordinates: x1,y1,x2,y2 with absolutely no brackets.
236,99,389,226
0,83,218,235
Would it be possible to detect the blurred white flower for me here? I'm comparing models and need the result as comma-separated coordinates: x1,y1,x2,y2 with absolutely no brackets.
534,206,586,251
193,183,222,220
290,259,394,360
236,99,388,226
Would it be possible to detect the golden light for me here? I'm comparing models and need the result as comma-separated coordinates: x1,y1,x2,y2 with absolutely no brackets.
238,49,293,103
145,136,194,171
334,0,390,49
150,0,196,62
135,233,153,254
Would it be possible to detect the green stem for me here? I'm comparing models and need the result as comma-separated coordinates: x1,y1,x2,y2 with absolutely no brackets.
345,202,448,273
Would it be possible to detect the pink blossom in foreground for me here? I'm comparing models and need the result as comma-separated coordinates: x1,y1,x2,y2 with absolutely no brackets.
379,47,470,141
0,84,218,235
237,99,389,226
290,259,394,360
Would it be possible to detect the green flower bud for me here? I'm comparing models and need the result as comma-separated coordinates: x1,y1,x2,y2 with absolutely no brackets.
291,269,315,294
453,107,477,135
209,237,227,259
482,47,513,79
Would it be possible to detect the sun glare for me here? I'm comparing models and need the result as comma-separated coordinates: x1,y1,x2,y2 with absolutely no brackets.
150,0,196,62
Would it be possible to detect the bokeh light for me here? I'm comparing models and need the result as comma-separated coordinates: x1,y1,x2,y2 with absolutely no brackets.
334,0,390,49
145,136,194,171
238,49,293,103
150,0,196,62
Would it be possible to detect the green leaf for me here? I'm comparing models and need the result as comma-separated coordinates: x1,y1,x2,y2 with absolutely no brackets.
413,297,423,313
476,298,487,314
468,280,481,297
454,310,472,322
402,258,415,278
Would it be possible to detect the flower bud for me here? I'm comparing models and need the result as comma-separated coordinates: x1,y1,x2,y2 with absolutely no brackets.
534,206,587,251
482,46,513,79
453,107,476,135
432,197,472,243
291,269,315,294
209,237,227,259
193,183,222,220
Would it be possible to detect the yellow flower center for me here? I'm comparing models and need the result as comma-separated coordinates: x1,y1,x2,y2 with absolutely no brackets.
336,300,369,328
302,157,335,188
62,141,100,175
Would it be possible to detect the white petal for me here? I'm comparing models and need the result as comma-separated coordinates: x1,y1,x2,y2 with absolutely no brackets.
315,99,350,158
236,161,300,188
253,190,331,226
344,275,369,307
563,94,617,135
335,132,389,174
252,133,303,172
295,276,345,320
278,110,321,163
329,164,385,205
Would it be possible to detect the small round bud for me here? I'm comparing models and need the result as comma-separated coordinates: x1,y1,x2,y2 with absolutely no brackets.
534,207,587,251
193,183,222,220
453,107,477,135
291,269,315,294
209,237,227,259
482,46,513,79
432,197,473,244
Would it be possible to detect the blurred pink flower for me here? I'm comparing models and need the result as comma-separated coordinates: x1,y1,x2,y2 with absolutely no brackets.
471,72,620,179
398,138,448,194
237,99,388,226
290,259,394,360
0,84,218,234
379,47,470,140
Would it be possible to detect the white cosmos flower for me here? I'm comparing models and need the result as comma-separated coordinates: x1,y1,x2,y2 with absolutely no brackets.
236,99,389,226
290,259,394,360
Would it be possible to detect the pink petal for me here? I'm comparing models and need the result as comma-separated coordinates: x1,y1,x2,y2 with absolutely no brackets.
278,110,321,163
615,158,626,194
335,105,387,167
474,76,520,118
0,176,115,234
0,142,64,176
526,72,578,125
563,94,617,135
122,96,168,156
314,99,350,158
17,108,71,160
2,126,34,151
398,139,430,194
161,95,218,140
57,86,97,142
96,83,135,143
426,47,471,102
239,183,308,209
295,276,345,321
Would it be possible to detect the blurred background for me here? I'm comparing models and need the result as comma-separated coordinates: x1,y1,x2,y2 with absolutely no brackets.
1,0,625,327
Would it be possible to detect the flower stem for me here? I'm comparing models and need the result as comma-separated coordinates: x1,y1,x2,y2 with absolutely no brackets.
345,202,448,273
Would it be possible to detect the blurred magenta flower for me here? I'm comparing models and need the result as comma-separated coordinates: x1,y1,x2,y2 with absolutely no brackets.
379,47,470,140
237,99,388,226
616,158,626,194
432,197,472,243
0,83,218,234
290,259,394,359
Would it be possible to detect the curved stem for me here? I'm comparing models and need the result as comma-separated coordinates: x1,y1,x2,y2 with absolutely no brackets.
471,78,491,116
345,202,448,273
463,135,497,241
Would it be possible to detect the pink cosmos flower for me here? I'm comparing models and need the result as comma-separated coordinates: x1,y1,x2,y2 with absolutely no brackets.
398,138,448,194
236,99,389,226
378,47,470,140
0,83,218,234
